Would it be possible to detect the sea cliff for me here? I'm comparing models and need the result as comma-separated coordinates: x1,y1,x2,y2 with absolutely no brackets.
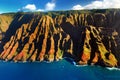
0,9,120,67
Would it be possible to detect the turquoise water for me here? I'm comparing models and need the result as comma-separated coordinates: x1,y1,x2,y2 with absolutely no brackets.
0,59,120,80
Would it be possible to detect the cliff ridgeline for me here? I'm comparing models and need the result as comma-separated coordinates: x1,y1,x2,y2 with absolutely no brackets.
0,9,120,67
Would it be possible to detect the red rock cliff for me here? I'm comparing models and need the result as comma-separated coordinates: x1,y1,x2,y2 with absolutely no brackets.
0,9,120,67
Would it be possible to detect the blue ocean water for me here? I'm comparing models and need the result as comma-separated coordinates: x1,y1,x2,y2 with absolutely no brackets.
0,59,120,80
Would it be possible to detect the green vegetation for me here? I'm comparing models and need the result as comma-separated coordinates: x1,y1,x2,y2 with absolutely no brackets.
14,9,120,19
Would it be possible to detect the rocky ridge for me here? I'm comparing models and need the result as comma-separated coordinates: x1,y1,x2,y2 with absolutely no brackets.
0,9,120,67
0,13,15,41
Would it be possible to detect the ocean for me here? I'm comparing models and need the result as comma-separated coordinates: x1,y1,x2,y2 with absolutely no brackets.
0,59,120,80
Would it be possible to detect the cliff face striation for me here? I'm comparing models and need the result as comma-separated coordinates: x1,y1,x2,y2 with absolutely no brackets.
0,9,120,67
0,13,15,41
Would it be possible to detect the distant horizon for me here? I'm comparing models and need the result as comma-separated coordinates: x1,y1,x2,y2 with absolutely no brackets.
0,8,120,14
0,0,120,14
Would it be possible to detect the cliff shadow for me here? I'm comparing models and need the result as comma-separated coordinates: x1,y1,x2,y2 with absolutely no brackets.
60,17,86,60
0,13,34,52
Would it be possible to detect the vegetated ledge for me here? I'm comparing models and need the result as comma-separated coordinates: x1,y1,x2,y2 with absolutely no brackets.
0,9,120,68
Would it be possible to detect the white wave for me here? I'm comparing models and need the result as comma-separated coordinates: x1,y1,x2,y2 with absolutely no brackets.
106,67,120,71
75,64,88,67
72,61,76,65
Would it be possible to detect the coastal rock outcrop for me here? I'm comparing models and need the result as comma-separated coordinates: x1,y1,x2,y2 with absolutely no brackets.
0,15,73,62
0,9,120,67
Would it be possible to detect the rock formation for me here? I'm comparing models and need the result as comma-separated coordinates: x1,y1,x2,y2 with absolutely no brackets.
0,13,15,41
0,9,120,67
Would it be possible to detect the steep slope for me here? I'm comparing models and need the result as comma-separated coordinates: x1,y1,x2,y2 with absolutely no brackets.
0,13,15,41
0,14,73,62
0,13,15,32
0,9,120,67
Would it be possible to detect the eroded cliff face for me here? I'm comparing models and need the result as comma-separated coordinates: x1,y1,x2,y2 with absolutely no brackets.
0,13,15,41
0,14,73,62
0,9,120,67
0,14,14,32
